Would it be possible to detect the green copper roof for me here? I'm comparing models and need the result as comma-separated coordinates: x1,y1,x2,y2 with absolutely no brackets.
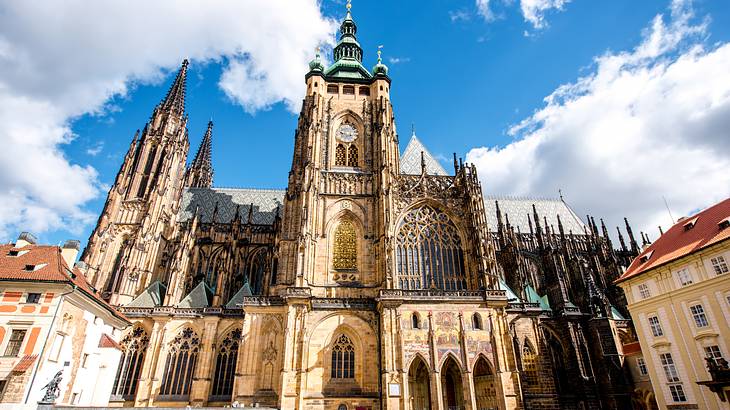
499,279,521,302
611,305,627,320
525,285,551,311
225,283,253,309
177,281,214,308
127,281,167,307
324,58,372,79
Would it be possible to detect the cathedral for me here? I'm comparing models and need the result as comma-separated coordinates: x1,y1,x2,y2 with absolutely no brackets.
79,3,644,409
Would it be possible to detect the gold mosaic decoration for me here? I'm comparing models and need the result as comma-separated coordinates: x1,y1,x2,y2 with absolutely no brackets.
333,221,357,271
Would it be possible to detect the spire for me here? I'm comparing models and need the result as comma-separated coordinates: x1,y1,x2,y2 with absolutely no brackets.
333,0,362,63
625,217,639,254
185,121,214,188
160,59,189,116
616,226,628,252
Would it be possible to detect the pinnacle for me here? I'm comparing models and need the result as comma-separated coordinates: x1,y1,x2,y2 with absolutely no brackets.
186,120,214,188
160,59,189,116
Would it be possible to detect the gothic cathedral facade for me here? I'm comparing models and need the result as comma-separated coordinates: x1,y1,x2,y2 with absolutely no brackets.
80,5,643,410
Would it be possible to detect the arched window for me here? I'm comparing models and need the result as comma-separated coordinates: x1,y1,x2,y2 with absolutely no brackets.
395,205,466,290
347,145,358,167
331,334,355,379
335,144,346,166
248,249,267,295
472,313,482,330
104,239,129,295
333,221,357,271
521,340,538,386
412,313,420,329
211,328,241,398
159,327,200,397
111,325,149,400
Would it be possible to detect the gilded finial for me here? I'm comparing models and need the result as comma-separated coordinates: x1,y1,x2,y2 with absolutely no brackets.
377,45,383,63
346,0,352,12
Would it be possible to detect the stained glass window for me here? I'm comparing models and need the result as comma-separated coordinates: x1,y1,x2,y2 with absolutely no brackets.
331,334,355,379
159,327,200,397
395,205,466,290
211,328,241,398
333,221,357,271
522,341,538,386
112,325,149,399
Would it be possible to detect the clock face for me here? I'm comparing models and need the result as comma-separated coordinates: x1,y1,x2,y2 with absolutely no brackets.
337,124,358,143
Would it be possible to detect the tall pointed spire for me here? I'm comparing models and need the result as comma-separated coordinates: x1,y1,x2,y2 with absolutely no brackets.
160,59,189,116
185,120,214,188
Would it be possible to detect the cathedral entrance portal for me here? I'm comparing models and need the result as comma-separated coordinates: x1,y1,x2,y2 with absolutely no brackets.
440,357,463,410
473,356,498,410
408,356,431,410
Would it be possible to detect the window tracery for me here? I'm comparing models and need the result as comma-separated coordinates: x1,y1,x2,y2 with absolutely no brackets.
395,205,466,290
159,327,200,397
211,328,241,398
521,340,538,386
347,145,358,167
331,334,355,379
335,144,347,166
112,325,149,399
333,221,357,271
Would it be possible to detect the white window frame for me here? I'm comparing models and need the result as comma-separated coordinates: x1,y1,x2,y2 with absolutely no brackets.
637,357,648,376
690,304,709,328
704,345,723,362
48,333,65,362
638,283,651,299
669,383,687,402
648,316,664,337
676,268,693,286
660,353,680,382
711,255,729,275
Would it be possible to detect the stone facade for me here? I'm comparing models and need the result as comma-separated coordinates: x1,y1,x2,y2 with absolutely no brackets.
79,4,645,409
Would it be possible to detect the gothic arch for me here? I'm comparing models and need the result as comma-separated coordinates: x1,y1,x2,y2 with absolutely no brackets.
211,327,241,398
324,204,368,235
408,354,431,410
437,351,464,373
473,354,498,410
394,203,469,290
159,325,201,397
329,111,365,169
111,323,150,400
326,212,365,283
440,354,465,410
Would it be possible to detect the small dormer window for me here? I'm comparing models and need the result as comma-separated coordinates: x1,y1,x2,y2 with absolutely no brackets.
7,249,28,257
683,217,698,231
639,250,654,263
719,218,730,230
24,264,35,271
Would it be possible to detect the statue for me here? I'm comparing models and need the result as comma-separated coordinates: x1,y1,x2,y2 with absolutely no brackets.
39,370,63,404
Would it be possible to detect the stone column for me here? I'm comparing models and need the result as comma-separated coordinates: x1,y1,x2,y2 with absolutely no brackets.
459,312,477,410
136,318,169,407
190,317,219,404
428,312,443,410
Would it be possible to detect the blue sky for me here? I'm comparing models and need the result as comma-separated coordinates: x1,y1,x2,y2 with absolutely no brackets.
1,0,729,248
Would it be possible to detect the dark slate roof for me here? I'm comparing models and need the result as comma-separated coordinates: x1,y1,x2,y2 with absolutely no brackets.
180,187,285,224
483,197,586,234
127,281,167,307
400,134,448,176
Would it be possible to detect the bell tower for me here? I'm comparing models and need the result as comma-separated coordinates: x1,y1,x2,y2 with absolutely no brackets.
277,0,398,294
81,60,191,305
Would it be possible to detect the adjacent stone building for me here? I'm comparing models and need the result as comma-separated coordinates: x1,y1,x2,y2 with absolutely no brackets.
0,232,129,408
79,3,646,409
617,198,730,409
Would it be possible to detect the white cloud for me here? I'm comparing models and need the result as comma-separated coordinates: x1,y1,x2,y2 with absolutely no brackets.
474,0,569,28
86,142,104,157
519,0,570,29
0,0,336,239
467,0,730,239
476,0,495,21
388,57,411,65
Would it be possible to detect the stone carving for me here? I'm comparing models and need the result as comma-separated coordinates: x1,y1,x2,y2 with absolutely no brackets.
39,370,63,404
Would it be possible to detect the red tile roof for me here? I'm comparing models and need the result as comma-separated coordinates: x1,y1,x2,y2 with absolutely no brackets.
12,354,38,372
0,243,129,324
616,198,730,283
98,333,122,350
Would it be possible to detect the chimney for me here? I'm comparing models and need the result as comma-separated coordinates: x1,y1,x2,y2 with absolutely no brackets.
15,232,37,248
61,240,81,268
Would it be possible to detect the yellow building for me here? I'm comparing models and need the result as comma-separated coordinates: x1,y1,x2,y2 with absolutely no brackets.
617,197,730,409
